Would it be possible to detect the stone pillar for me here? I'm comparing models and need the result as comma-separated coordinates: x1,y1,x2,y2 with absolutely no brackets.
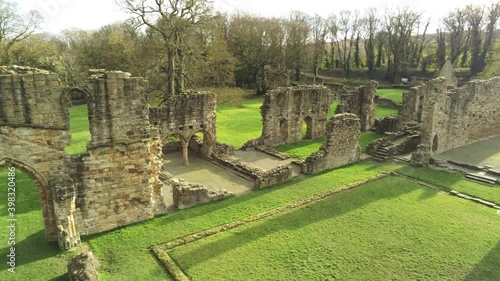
181,139,189,166
50,176,81,250
410,144,431,167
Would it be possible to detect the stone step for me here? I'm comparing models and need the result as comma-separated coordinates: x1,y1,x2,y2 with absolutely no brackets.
465,173,498,185
373,151,389,157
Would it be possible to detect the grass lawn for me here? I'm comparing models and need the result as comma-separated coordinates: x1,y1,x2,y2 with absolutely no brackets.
377,88,404,104
65,105,91,155
0,168,75,281
375,105,398,118
275,131,382,159
169,176,500,281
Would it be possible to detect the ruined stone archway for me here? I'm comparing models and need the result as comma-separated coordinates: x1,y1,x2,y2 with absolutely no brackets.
189,130,215,158
0,158,58,243
303,116,313,140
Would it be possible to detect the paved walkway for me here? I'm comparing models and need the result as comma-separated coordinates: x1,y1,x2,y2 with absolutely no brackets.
437,137,500,171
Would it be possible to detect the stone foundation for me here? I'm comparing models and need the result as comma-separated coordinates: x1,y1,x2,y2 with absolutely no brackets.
67,252,99,281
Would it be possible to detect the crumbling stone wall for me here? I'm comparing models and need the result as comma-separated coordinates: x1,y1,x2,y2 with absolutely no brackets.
419,76,500,154
75,72,166,235
335,81,378,131
249,85,334,147
302,114,361,174
213,154,293,189
149,91,216,164
398,86,425,125
0,70,79,248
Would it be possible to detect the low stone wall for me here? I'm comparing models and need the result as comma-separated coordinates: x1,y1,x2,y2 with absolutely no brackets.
374,116,399,134
67,252,99,281
374,95,400,109
302,114,361,174
161,172,233,209
212,154,293,189
213,141,235,156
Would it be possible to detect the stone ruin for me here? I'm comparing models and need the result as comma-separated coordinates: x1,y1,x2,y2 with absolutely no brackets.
412,76,500,164
335,80,378,131
0,70,165,249
302,114,361,174
245,85,335,147
149,91,217,165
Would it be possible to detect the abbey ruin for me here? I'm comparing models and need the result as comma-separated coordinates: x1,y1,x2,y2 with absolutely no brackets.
1,64,499,252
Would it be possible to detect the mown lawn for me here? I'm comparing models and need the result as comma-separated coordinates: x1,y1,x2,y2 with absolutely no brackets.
275,131,382,159
377,88,404,104
0,168,75,281
375,105,398,118
65,105,91,155
169,176,500,281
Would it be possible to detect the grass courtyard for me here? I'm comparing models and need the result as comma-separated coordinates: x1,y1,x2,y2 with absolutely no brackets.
1,87,498,280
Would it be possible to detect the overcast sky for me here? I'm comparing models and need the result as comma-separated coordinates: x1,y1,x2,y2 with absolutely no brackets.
13,0,497,34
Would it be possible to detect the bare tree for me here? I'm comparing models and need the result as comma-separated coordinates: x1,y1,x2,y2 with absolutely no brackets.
465,5,485,76
309,14,327,78
117,0,213,96
285,11,310,81
443,8,469,65
361,8,379,72
384,7,423,82
335,10,360,77
0,0,43,64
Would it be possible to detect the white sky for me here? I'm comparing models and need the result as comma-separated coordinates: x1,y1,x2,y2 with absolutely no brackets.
13,0,498,34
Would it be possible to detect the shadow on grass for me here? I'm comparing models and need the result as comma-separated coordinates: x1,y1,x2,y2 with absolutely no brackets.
0,229,60,267
465,241,500,281
171,177,418,268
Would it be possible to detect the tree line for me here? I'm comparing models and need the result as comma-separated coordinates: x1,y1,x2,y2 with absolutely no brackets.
0,0,499,97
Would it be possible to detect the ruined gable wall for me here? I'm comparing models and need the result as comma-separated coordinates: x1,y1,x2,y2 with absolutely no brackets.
335,81,377,131
302,113,361,174
76,72,165,235
258,85,334,147
420,77,500,154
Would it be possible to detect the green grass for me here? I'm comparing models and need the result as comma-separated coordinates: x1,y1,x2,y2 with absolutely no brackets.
375,105,398,118
275,131,383,159
0,168,75,281
169,177,500,281
87,160,403,280
377,88,404,104
65,106,91,155
397,165,500,205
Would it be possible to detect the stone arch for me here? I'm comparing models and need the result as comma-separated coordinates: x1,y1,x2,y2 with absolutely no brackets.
279,119,288,143
189,130,215,157
0,158,58,242
432,135,439,153
303,116,313,139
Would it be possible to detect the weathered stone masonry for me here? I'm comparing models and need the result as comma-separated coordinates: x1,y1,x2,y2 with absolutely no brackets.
0,71,79,249
248,85,335,147
149,91,216,165
419,76,500,155
335,81,378,131
302,114,361,174
0,70,166,249
74,72,166,236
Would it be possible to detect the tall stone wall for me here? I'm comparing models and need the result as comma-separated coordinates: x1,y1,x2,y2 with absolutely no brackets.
149,92,217,164
302,113,361,174
254,85,335,147
0,71,79,248
419,76,500,154
398,86,425,125
75,72,165,235
335,81,377,131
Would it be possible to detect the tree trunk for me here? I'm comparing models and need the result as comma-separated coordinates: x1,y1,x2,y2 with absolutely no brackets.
166,48,176,97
